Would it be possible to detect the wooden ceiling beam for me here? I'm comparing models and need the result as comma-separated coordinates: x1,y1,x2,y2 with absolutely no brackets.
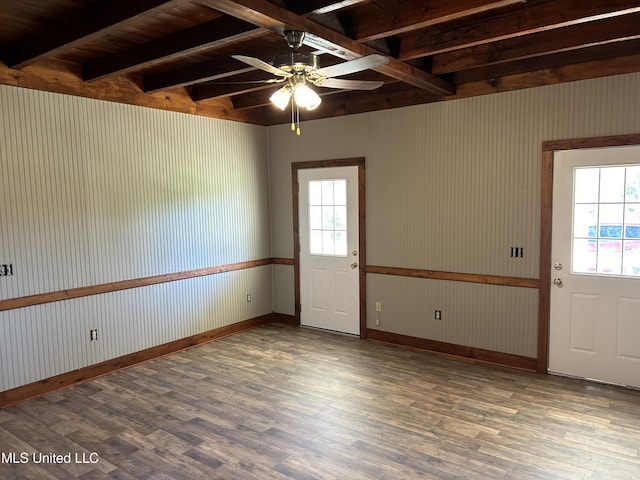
190,71,277,101
277,0,367,15
452,53,640,99
309,0,367,14
231,89,275,110
200,0,454,95
81,1,362,84
433,12,640,74
84,17,265,81
142,33,291,92
143,56,254,93
454,38,640,84
83,0,363,83
399,0,640,60
354,0,526,42
0,58,263,125
195,97,272,124
190,52,640,122
313,84,440,117
5,0,191,69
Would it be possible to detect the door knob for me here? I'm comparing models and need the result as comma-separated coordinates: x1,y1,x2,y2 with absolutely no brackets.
350,262,358,269
553,278,563,287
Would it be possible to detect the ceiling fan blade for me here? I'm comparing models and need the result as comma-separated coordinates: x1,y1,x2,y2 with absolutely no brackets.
315,78,384,90
231,55,291,77
203,78,284,85
316,54,388,78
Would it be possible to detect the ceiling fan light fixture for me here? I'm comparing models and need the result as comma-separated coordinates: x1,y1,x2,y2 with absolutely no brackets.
231,31,388,135
269,85,292,110
293,83,321,111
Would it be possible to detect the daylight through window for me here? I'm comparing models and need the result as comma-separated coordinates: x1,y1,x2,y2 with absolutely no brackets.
573,165,640,276
308,179,347,256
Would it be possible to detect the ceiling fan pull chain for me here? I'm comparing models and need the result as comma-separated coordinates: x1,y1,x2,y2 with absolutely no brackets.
296,104,301,136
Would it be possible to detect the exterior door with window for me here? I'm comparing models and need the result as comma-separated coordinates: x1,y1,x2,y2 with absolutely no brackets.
298,166,360,335
550,146,640,388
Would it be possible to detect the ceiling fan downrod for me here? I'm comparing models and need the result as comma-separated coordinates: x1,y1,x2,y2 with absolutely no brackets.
283,30,305,50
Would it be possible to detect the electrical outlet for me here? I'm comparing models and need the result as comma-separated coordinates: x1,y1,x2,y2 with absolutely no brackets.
375,301,382,312
435,310,442,320
89,329,98,341
246,293,252,303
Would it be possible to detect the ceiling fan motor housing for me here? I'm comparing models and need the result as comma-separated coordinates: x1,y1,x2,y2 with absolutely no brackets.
273,52,319,74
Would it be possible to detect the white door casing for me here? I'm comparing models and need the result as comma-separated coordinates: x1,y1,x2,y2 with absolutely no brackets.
298,166,360,335
550,145,640,388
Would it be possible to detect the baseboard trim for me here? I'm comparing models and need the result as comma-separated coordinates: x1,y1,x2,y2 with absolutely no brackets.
1,316,536,408
367,328,537,371
273,312,298,325
0,313,280,409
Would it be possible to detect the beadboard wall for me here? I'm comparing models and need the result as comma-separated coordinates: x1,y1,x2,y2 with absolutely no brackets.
268,73,640,358
0,86,272,391
3,72,640,392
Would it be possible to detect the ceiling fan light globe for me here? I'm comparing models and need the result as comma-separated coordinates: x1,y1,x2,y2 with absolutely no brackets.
293,84,321,111
270,86,291,110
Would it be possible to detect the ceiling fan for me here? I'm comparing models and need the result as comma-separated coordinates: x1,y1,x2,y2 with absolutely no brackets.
231,30,388,134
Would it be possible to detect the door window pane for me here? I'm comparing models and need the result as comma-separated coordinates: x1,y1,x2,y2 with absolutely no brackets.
334,181,347,205
309,181,322,205
624,204,640,275
626,205,640,238
573,166,640,277
625,166,640,201
599,204,623,237
597,240,622,274
573,239,597,273
335,231,347,256
322,231,335,255
599,167,625,202
573,204,597,237
322,206,335,229
310,206,322,229
574,168,600,203
322,181,334,205
309,179,348,256
310,230,323,254
334,206,346,230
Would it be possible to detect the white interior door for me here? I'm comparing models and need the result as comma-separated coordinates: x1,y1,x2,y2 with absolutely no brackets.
298,166,360,335
550,145,640,388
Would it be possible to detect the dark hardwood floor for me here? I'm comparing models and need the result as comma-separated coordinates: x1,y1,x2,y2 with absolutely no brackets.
1,324,639,479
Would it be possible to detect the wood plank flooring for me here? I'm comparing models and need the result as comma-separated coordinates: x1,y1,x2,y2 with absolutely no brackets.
1,324,639,479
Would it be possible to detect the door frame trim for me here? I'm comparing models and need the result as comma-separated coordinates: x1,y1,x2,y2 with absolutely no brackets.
539,133,640,373
292,158,367,338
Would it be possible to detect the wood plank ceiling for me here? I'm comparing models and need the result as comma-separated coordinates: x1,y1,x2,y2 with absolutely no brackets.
1,0,639,126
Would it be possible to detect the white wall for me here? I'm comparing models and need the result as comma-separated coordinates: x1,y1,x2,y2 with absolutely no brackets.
0,86,272,391
268,73,640,357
